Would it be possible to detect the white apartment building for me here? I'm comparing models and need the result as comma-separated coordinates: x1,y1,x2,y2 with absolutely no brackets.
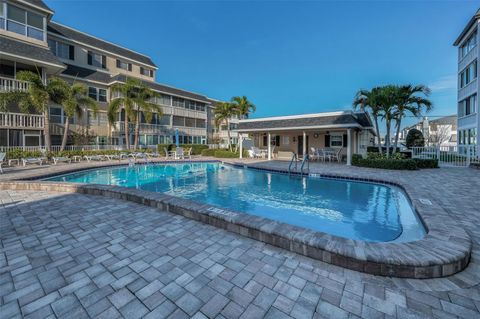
454,9,479,152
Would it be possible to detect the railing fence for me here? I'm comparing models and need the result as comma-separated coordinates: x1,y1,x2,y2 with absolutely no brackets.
411,145,479,167
0,145,159,153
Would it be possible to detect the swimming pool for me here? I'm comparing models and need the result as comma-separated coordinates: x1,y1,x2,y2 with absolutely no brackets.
45,162,425,242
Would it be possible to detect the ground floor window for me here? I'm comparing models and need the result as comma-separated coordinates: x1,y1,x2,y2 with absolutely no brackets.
459,128,477,145
0,129,42,147
330,134,343,147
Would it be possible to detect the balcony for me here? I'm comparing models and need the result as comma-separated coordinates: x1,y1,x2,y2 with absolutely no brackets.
0,112,44,129
0,76,30,92
114,122,171,135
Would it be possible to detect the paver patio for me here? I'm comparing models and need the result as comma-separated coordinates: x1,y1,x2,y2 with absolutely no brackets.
1,161,479,318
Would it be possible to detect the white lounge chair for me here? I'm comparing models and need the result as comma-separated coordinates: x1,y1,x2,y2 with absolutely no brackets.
164,148,175,159
184,148,192,159
53,156,71,165
0,152,5,173
146,152,161,159
83,155,105,162
251,147,265,159
104,154,121,161
330,148,343,162
175,147,184,160
22,157,45,166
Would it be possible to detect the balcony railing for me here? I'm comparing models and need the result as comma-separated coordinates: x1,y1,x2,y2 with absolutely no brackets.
0,112,44,129
0,76,30,92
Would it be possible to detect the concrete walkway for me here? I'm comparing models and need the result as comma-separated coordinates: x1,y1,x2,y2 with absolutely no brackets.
1,160,479,318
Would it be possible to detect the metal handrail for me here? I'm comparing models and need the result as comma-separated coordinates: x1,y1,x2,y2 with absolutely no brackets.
300,154,309,175
288,153,297,174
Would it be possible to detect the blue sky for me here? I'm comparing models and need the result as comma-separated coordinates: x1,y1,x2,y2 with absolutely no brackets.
46,0,478,129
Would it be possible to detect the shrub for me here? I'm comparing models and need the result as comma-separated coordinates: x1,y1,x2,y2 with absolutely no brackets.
406,129,425,148
6,149,42,159
213,150,240,158
352,153,417,170
201,149,216,156
157,144,208,155
413,158,439,169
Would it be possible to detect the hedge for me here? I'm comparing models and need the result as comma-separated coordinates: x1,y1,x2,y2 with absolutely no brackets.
213,150,242,158
4,149,145,160
201,149,216,156
352,154,417,170
352,154,438,170
413,158,439,169
157,144,208,155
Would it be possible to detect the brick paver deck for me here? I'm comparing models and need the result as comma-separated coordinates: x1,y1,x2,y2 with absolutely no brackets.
1,160,480,318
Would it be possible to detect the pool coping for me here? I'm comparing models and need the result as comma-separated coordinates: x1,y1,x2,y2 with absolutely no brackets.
0,160,472,278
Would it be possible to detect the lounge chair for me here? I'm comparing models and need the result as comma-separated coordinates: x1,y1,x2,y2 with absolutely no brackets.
83,155,105,162
184,148,192,159
330,148,343,162
53,156,71,165
175,147,184,160
310,147,318,161
22,157,45,166
251,147,265,158
104,154,121,161
0,152,5,173
146,152,161,159
164,148,175,159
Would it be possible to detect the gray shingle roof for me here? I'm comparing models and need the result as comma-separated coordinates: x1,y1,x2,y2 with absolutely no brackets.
22,0,53,13
47,21,157,68
238,112,372,131
60,64,113,84
112,74,210,103
0,35,64,67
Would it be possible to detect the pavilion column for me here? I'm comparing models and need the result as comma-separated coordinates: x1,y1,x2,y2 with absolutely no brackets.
239,133,243,159
267,133,272,160
303,131,306,158
347,128,352,166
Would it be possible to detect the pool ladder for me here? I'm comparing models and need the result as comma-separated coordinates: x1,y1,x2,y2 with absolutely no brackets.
288,154,309,176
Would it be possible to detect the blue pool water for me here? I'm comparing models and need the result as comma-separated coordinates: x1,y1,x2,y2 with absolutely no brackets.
45,162,425,242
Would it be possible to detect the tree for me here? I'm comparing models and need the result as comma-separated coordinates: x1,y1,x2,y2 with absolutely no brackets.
0,70,69,151
231,96,255,119
405,128,425,148
392,85,432,153
60,83,98,151
214,102,237,150
378,85,397,158
428,124,452,146
353,87,385,153
108,78,161,149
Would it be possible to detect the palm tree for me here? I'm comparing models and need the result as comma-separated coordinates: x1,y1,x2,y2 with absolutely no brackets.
60,83,98,151
353,87,384,153
214,102,237,150
231,96,256,119
108,78,138,149
379,85,397,158
131,84,161,149
391,85,432,153
0,70,69,151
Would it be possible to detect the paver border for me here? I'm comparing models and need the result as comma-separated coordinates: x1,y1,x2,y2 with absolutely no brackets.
0,160,472,278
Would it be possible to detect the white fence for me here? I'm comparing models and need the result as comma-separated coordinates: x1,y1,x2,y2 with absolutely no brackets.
411,145,479,167
0,145,159,153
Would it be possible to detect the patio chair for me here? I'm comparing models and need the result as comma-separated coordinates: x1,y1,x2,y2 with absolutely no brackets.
330,148,343,162
52,156,72,165
146,152,161,159
310,147,318,161
0,152,5,173
184,148,192,159
22,157,45,166
164,147,175,160
104,154,121,161
83,155,106,162
175,147,184,160
251,147,264,159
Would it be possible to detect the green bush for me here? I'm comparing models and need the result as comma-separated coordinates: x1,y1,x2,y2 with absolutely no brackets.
213,150,240,158
352,153,417,170
201,149,216,156
6,149,42,159
157,144,208,155
406,129,425,148
413,158,439,169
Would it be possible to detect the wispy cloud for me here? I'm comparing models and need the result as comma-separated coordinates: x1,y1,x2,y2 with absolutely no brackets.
429,75,457,92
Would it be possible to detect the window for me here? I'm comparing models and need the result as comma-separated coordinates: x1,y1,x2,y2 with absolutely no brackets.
140,67,153,77
173,116,185,126
159,94,171,106
282,136,289,145
49,107,62,124
6,4,45,40
188,100,196,110
196,119,206,128
88,51,106,69
116,59,132,71
459,128,477,145
88,87,107,102
0,3,5,30
48,39,74,60
185,117,196,127
330,135,343,147
461,30,477,58
195,102,206,112
458,94,477,117
173,97,185,107
460,60,477,88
